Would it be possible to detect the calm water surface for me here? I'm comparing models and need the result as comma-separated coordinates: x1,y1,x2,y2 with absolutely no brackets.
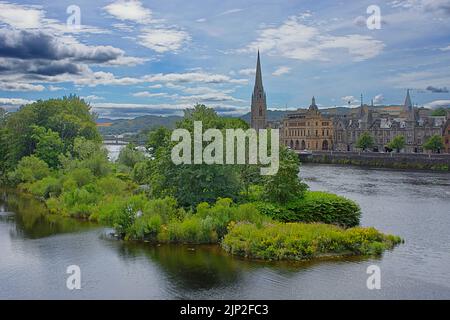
1,164,450,299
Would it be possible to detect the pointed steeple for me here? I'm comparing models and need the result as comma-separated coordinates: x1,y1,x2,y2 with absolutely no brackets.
254,50,263,92
404,89,412,111
251,50,267,130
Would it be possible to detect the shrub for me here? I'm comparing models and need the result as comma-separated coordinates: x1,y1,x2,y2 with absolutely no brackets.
256,191,361,228
67,167,94,188
8,155,51,184
222,222,402,261
26,176,62,198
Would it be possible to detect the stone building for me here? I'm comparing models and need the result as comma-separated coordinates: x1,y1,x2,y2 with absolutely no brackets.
250,51,267,130
333,90,445,153
444,119,450,154
281,97,334,151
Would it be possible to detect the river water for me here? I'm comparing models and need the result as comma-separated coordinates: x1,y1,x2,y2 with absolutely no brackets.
1,164,449,299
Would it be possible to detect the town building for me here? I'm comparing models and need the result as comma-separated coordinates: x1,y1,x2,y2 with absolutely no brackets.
333,90,446,153
281,97,334,151
444,119,450,154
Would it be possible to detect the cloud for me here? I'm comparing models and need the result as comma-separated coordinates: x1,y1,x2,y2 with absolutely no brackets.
341,95,360,105
48,85,64,91
143,72,247,84
132,91,170,98
0,97,34,107
389,0,450,16
272,66,291,76
387,67,450,89
0,29,138,64
0,1,105,33
104,0,153,24
238,68,256,76
138,28,190,53
81,95,104,101
196,18,207,23
0,81,44,91
423,99,450,109
426,85,449,93
240,15,385,61
373,94,385,105
440,45,450,51
218,9,243,16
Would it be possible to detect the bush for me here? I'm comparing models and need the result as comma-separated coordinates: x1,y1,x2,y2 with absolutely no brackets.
256,191,361,228
25,176,62,199
8,155,51,184
222,222,402,260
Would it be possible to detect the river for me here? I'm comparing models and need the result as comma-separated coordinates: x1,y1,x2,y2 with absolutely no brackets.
1,164,449,299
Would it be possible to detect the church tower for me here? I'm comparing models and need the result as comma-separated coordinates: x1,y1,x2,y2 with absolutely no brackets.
251,51,267,130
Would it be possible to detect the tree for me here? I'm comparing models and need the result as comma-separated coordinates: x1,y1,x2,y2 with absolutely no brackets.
117,144,146,168
147,126,170,153
264,147,308,204
0,107,6,126
431,107,449,116
8,155,51,184
31,126,64,168
424,135,444,153
387,135,406,153
356,132,374,151
1,96,101,174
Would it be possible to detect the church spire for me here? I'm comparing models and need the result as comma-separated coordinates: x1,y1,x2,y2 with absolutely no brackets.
404,89,412,111
251,50,267,130
254,50,263,92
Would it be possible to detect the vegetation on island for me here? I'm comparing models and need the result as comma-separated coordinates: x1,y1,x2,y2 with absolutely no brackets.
0,97,402,261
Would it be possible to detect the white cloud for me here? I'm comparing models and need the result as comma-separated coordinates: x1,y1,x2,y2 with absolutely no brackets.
143,72,247,84
272,66,291,76
132,91,170,98
0,82,45,91
341,95,360,105
218,9,243,16
196,18,207,23
0,2,105,33
138,28,190,53
373,94,385,105
0,97,34,105
238,68,256,76
440,45,450,51
240,15,385,62
423,99,450,109
81,95,104,101
48,85,64,91
148,84,163,89
104,0,153,24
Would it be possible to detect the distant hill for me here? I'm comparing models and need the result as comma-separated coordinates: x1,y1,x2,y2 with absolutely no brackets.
98,105,406,135
98,115,181,135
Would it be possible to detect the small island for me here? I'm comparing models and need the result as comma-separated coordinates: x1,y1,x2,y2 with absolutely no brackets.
0,97,402,261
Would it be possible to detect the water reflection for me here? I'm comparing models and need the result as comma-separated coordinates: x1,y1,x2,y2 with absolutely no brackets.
0,189,95,239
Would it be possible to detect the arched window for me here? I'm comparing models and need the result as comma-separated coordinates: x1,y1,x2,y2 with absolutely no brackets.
259,107,262,116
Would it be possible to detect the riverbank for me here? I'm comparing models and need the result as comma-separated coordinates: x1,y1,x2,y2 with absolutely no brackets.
298,151,450,171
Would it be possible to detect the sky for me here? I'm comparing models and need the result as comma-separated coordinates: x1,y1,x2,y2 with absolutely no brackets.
0,0,450,119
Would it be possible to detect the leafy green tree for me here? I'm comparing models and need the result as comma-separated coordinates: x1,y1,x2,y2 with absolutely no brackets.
387,135,406,153
424,135,444,153
431,107,449,116
356,132,374,151
117,144,146,168
31,126,64,168
1,96,101,174
8,155,51,183
0,107,6,126
147,126,171,153
264,147,308,204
